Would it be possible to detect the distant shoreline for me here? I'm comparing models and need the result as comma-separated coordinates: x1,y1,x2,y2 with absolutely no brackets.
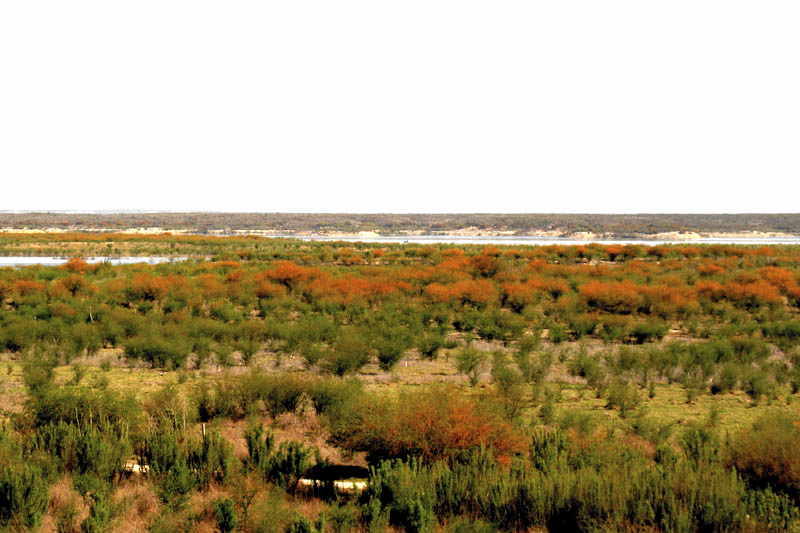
2,212,800,240
2,226,799,244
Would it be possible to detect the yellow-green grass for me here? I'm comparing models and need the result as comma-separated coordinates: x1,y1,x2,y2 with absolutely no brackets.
3,338,798,442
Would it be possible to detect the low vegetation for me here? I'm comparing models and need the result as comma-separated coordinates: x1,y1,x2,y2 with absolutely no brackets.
1,234,800,531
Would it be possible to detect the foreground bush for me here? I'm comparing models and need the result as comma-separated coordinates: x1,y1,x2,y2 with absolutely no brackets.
0,430,50,531
727,412,800,502
361,430,800,532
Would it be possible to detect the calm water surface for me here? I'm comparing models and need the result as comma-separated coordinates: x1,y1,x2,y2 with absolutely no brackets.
0,256,185,268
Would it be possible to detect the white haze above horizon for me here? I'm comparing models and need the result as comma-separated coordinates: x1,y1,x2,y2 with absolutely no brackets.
1,1,798,215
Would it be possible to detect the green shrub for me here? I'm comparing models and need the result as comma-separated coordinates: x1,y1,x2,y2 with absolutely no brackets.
326,501,361,533
743,369,773,404
476,310,524,344
630,319,669,344
28,386,141,435
190,430,234,487
245,424,313,492
547,323,569,344
268,441,314,492
0,463,50,531
680,426,720,467
417,331,445,360
213,498,238,533
567,313,599,340
124,333,190,369
452,311,480,333
21,355,57,397
711,363,742,394
324,332,370,376
286,512,326,533
567,352,606,391
491,351,526,419
80,488,115,533
762,321,800,350
604,379,641,418
456,346,487,386
364,458,435,533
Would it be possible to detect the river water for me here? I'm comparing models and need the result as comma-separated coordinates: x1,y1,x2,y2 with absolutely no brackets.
0,256,184,268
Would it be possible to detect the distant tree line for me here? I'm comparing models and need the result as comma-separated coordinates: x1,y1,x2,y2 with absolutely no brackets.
2,212,800,236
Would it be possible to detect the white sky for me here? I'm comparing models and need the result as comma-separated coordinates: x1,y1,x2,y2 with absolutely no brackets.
1,1,798,214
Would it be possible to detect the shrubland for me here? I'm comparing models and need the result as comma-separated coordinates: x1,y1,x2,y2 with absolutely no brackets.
1,235,800,530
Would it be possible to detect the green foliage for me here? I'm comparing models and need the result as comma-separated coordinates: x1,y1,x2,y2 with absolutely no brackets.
124,332,190,369
326,501,361,533
160,457,194,506
417,331,445,360
630,319,670,344
285,512,326,533
141,423,233,504
196,372,363,422
34,422,130,481
603,379,641,418
567,351,606,391
0,462,50,531
27,386,141,435
680,426,720,467
80,487,115,533
567,313,599,340
213,498,238,533
190,430,234,487
762,320,800,350
491,351,527,419
456,345,487,386
21,353,58,398
364,458,436,533
743,369,774,404
373,325,412,371
245,424,313,492
324,330,370,376
476,310,525,343
269,441,314,492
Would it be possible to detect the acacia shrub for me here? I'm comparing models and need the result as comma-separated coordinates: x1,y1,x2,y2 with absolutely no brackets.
364,458,436,533
0,315,47,353
579,280,643,314
26,386,141,435
0,430,50,531
727,412,800,502
417,331,445,360
323,328,371,376
123,323,191,369
723,280,782,309
33,422,130,482
329,385,526,465
629,319,669,344
140,423,233,501
475,309,525,344
196,372,363,421
566,313,599,340
762,320,800,350
372,323,413,371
